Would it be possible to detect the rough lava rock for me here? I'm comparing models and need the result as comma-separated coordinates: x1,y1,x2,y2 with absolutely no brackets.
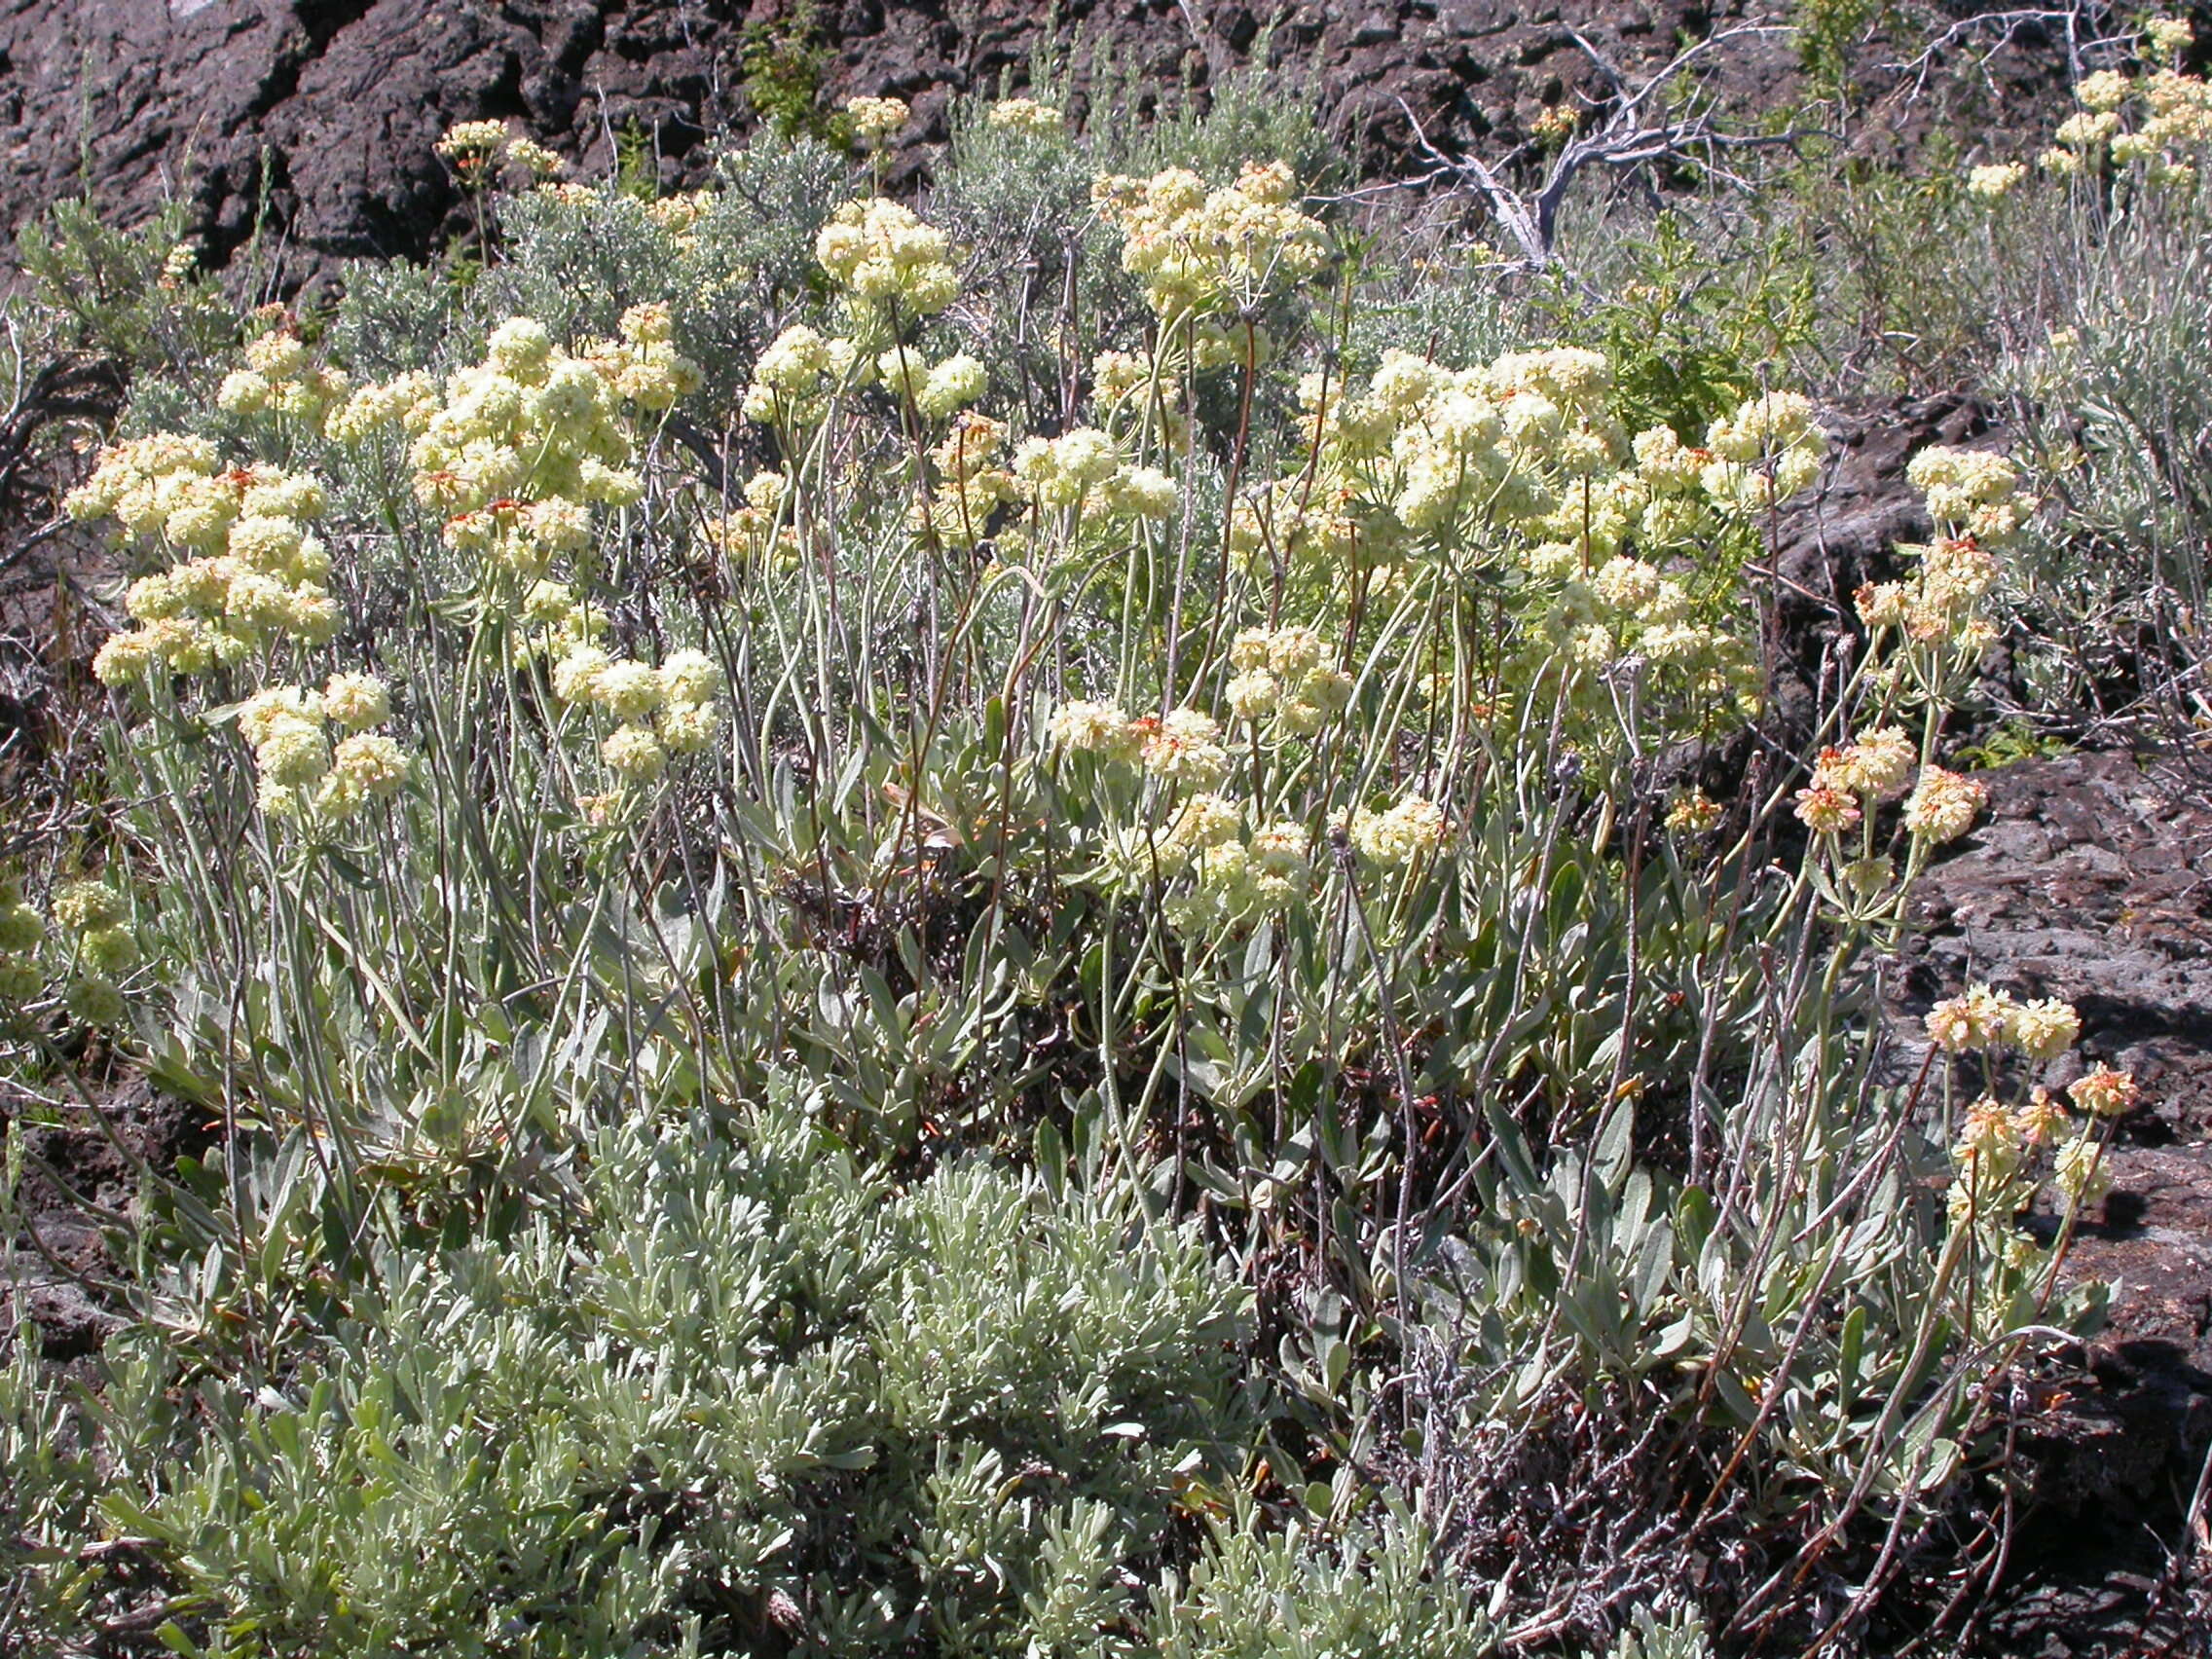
1884,748,2212,1643
0,0,2083,291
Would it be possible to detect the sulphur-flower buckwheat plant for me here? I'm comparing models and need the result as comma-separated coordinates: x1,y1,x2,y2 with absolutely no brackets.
11,101,2158,1659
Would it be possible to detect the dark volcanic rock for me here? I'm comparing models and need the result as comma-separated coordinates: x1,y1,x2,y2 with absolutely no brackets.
1757,391,2008,747
1888,749,2212,1624
0,0,2080,291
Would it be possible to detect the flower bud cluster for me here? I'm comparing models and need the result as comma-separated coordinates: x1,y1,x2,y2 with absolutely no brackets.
0,875,46,1005
986,98,1065,136
1091,162,1327,317
814,199,958,316
1013,427,1177,520
50,879,140,980
1225,625,1352,735
217,323,350,421
1107,793,1311,928
549,643,725,785
72,441,341,682
239,675,413,824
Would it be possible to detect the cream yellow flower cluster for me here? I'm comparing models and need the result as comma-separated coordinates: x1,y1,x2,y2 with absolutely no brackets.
844,95,908,147
743,326,861,427
1851,447,2023,660
51,879,140,977
217,324,350,420
1791,724,1916,835
1138,709,1232,789
585,303,703,412
1252,349,1816,584
1899,765,1986,844
986,97,1064,136
324,369,440,445
1346,794,1449,866
916,415,1015,548
1903,445,2029,546
239,676,413,822
876,345,987,422
703,470,805,568
435,119,513,167
1048,701,1232,789
1048,699,1144,761
549,643,725,784
386,315,667,577
1965,161,2028,199
505,136,563,179
1855,537,2003,655
1695,390,1825,513
1225,624,1352,735
814,198,958,315
646,190,713,246
71,440,341,682
1091,162,1327,317
1924,982,2082,1058
1946,1090,2110,1225
1012,427,1178,520
2148,16,2194,55
0,876,45,1004
1926,985,2128,1231
434,122,568,183
1108,793,1310,927
2040,58,2209,185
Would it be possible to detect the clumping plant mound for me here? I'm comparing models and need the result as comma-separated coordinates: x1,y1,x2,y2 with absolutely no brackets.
2,32,2205,1657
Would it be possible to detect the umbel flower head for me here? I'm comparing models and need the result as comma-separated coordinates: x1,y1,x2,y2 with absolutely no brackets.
814,199,958,316
1901,766,1987,844
237,680,414,826
987,97,1064,136
1091,161,1328,317
72,441,343,682
548,640,726,786
844,95,908,148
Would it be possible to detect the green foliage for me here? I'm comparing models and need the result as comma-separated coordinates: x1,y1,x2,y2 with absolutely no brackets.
1793,0,1894,93
1563,210,1819,437
1149,1504,1494,1657
95,1105,1248,1656
13,199,237,373
739,0,832,143
614,116,663,202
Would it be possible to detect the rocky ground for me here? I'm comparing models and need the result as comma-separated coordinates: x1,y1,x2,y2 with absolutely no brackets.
1894,750,2212,1654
